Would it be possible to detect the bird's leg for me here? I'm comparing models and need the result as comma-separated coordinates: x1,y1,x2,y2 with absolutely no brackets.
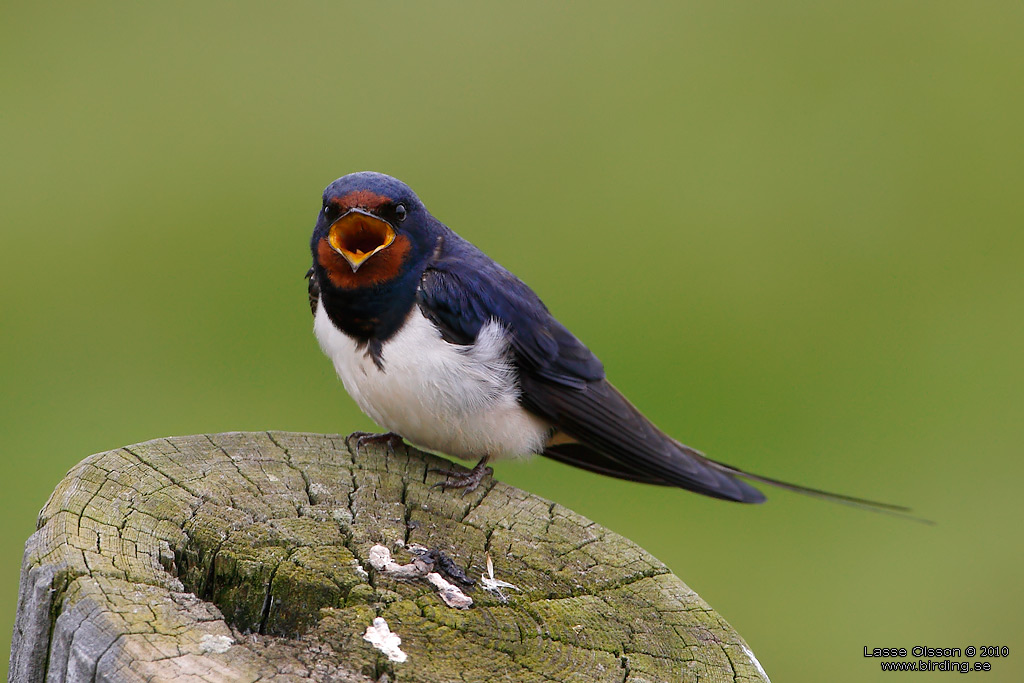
431,456,493,493
346,431,406,458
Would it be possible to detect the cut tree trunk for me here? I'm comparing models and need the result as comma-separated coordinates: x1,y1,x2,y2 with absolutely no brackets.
9,431,769,683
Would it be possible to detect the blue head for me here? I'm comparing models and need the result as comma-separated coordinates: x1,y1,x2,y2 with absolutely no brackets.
311,172,442,290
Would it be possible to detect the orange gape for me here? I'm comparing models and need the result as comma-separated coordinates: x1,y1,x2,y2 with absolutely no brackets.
317,234,412,289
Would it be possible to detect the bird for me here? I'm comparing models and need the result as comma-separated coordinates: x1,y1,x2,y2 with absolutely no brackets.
307,171,912,515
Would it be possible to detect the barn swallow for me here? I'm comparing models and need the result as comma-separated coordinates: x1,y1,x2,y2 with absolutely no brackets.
308,171,912,514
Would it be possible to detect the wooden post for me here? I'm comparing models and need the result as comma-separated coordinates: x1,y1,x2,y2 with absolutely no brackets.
9,432,769,682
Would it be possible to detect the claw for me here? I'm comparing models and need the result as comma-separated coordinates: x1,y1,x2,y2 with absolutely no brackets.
346,431,405,458
431,457,492,494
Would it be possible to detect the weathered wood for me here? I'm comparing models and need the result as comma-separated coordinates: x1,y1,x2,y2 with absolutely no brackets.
9,432,769,682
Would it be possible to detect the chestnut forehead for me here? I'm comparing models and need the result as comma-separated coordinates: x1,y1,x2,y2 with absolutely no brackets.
328,190,392,211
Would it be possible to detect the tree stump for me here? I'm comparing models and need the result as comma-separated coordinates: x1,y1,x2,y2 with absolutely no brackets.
9,432,769,683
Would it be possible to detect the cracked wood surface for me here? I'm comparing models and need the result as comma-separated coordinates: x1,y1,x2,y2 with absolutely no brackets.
9,431,769,683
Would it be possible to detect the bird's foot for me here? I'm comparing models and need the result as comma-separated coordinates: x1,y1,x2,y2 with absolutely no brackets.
346,431,405,458
431,457,493,494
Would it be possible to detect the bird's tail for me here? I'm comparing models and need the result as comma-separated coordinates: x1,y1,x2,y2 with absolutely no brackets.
700,455,934,524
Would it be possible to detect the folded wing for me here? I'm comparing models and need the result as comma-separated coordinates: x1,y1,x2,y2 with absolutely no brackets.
416,235,764,502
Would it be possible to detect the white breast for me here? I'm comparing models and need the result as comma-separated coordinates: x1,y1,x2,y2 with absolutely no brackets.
314,300,551,460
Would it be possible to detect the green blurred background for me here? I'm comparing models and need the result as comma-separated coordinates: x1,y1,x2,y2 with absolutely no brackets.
3,2,1022,680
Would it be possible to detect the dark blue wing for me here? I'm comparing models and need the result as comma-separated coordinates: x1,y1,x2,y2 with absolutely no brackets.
417,233,919,512
416,234,604,387
415,234,766,502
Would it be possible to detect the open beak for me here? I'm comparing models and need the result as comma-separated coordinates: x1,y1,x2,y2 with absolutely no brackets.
327,210,397,272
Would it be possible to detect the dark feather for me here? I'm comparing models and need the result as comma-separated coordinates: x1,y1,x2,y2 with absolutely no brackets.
523,376,766,502
417,232,604,387
306,266,319,316
416,234,763,502
414,235,928,516
542,443,673,485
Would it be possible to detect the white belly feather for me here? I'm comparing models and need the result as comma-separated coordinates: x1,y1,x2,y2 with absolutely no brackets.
314,300,550,460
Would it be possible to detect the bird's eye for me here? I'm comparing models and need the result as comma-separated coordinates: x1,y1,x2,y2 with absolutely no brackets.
394,203,407,222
